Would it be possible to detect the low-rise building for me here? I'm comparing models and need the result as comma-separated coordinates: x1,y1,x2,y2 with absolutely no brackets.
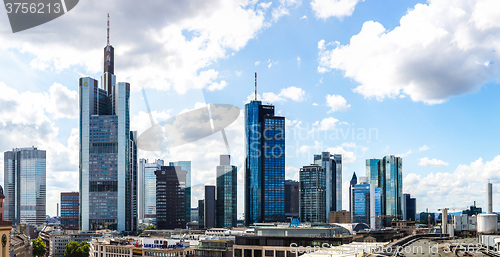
89,238,195,257
194,239,233,257
10,234,31,257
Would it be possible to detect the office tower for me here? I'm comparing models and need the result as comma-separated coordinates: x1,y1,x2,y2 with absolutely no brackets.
191,208,199,222
60,192,79,230
284,180,299,219
402,194,416,221
313,152,342,218
4,147,46,225
204,185,216,228
351,177,381,229
244,100,285,225
79,23,137,231
216,155,237,228
198,200,205,228
349,172,357,218
365,155,402,227
169,161,191,225
138,159,164,222
155,166,188,229
299,165,326,223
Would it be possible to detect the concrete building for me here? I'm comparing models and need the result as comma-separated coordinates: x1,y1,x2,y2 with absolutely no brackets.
90,238,194,257
216,155,237,228
245,99,286,225
155,166,188,229
79,26,137,231
4,147,46,225
60,192,79,230
0,186,12,257
329,211,351,224
194,239,233,257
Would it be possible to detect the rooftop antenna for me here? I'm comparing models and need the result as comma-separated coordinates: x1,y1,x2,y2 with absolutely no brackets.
107,13,110,46
255,72,257,101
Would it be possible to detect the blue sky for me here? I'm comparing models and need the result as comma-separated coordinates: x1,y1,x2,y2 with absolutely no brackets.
1,0,500,217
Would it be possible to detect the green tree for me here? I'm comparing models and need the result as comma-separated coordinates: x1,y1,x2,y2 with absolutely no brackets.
31,238,46,257
144,224,156,230
65,241,90,257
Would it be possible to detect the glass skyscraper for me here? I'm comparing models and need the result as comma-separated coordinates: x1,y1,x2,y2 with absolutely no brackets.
4,147,46,225
313,152,342,218
216,155,237,228
299,165,326,223
138,159,164,222
351,180,381,228
155,166,188,229
79,34,137,231
365,155,402,227
402,193,416,221
169,161,191,225
245,100,285,225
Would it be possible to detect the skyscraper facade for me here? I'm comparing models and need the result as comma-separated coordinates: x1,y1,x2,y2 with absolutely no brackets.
138,159,164,222
204,185,216,228
351,178,381,228
349,172,357,218
4,147,46,225
299,165,326,223
79,32,137,231
365,155,403,227
313,152,342,218
60,192,79,230
169,161,191,225
155,166,187,229
284,180,299,219
216,155,237,228
245,100,285,225
402,193,416,221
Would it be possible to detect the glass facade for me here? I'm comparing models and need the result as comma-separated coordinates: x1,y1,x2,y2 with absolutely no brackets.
3,147,46,225
155,166,187,229
216,155,237,228
61,192,79,230
169,161,191,225
299,165,326,223
79,41,137,231
138,159,163,222
245,101,285,225
313,152,342,218
352,184,381,226
402,193,416,221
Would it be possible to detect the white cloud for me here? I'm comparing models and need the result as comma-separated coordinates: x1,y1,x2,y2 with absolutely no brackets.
326,94,350,112
419,157,449,167
318,0,500,104
405,155,500,212
419,145,430,152
311,0,364,19
207,80,228,91
267,59,279,69
249,86,306,103
313,117,339,131
272,0,302,21
312,102,318,106
397,149,413,158
46,83,79,119
296,56,302,67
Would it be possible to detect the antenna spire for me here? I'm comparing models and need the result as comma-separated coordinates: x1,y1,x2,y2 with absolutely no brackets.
107,13,110,46
255,72,257,101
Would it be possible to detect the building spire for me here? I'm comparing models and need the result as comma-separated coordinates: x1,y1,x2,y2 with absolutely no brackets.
254,72,257,101
107,13,110,46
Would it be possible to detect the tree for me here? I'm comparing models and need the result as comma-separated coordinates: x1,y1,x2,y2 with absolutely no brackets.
65,241,90,257
144,224,156,230
31,238,46,257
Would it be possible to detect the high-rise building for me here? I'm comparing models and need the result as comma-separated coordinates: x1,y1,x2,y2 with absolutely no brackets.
244,100,285,225
349,172,357,217
138,159,164,222
402,194,416,221
198,200,205,229
155,166,188,229
204,185,216,228
365,155,403,227
169,161,191,225
284,180,299,219
351,177,382,229
299,165,326,223
313,152,342,218
216,155,237,228
4,147,46,225
79,23,137,231
60,192,79,230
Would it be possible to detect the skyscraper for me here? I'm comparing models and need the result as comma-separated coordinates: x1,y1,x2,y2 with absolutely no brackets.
216,155,237,228
138,159,164,222
4,147,46,225
204,185,216,228
402,193,416,221
60,192,79,230
284,180,299,219
245,100,285,225
299,165,326,223
365,155,403,227
79,21,137,231
169,161,191,226
351,177,381,229
155,166,188,229
349,172,357,217
313,152,342,217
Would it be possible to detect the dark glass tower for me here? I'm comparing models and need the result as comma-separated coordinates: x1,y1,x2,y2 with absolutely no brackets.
79,27,137,231
60,192,79,230
313,152,342,218
155,166,187,229
402,193,416,221
216,155,237,228
284,180,299,219
299,165,326,223
244,100,285,226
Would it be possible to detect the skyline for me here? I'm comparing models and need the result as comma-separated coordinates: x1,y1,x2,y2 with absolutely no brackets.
1,0,500,217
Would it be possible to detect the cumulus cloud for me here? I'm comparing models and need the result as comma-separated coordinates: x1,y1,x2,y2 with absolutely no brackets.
326,94,350,112
419,145,430,152
405,155,500,211
318,0,500,104
418,157,449,167
311,0,364,19
313,117,339,131
248,86,306,103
